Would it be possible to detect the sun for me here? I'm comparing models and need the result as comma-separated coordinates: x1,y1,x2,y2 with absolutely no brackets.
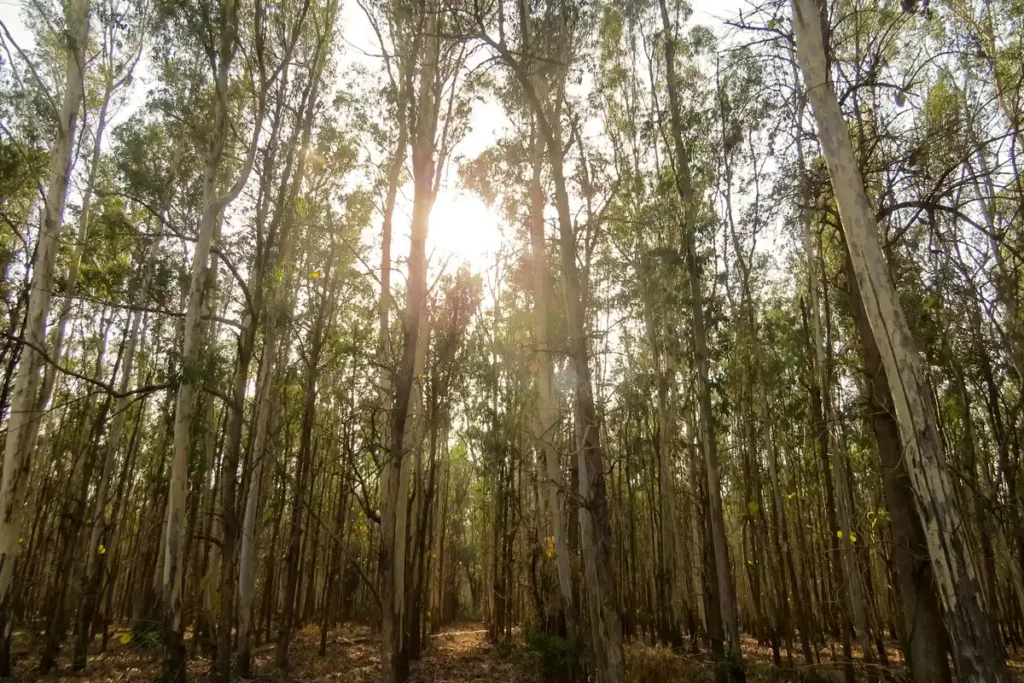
427,191,504,271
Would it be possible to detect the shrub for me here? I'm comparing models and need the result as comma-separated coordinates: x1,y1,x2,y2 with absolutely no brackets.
128,618,163,648
524,630,575,682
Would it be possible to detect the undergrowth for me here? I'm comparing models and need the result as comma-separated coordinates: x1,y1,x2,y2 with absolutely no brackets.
623,641,861,683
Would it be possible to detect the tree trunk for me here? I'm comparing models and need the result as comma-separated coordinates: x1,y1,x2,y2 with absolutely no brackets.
276,260,333,667
235,15,330,668
549,101,625,683
381,7,437,680
73,132,179,668
164,13,263,673
40,314,114,671
843,242,953,682
643,274,683,648
790,1,1009,679
527,128,580,650
0,2,89,674
657,0,743,675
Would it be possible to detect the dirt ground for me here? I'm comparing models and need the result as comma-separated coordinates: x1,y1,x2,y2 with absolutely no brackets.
7,622,527,683
8,623,1024,682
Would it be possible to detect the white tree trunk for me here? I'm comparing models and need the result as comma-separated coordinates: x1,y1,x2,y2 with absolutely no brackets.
527,133,579,646
236,29,328,666
381,8,438,679
0,0,89,607
235,321,279,670
164,172,220,683
790,1,1009,680
162,6,268,671
550,117,625,683
28,78,114,465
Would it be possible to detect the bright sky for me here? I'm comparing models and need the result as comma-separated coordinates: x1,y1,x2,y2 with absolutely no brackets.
362,0,748,273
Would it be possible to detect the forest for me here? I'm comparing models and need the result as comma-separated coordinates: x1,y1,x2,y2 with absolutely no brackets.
0,0,1021,681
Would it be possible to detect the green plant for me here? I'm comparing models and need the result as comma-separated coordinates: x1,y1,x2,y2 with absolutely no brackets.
128,618,163,648
525,630,575,682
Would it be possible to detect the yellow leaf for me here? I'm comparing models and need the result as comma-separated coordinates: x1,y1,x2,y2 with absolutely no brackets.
785,493,795,500
849,534,857,543
119,632,132,644
544,536,556,559
836,530,844,539
309,271,321,279
98,544,106,555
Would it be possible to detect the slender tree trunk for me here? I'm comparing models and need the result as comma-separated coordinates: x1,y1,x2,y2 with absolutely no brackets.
527,129,580,651
507,7,625,673
643,275,683,648
320,469,349,655
164,21,263,673
549,109,625,683
235,17,330,668
657,1,743,675
73,137,178,668
764,420,814,665
24,80,114,492
790,1,1009,679
209,87,294,680
276,271,333,667
792,47,855,678
165,146,222,683
0,2,89,674
236,332,287,674
381,7,436,680
40,319,113,671
841,244,952,683
378,82,409,421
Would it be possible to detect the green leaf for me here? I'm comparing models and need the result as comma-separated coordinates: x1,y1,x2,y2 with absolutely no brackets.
747,500,759,516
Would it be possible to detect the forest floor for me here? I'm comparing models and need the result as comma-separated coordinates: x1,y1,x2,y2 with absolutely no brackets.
9,622,1024,682
8,622,527,683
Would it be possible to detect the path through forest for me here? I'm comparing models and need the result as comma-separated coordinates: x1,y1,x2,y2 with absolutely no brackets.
410,626,524,683
258,621,524,683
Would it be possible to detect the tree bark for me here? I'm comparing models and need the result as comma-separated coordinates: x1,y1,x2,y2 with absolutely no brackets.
381,6,437,680
164,7,263,676
790,1,1010,679
527,128,580,651
0,2,89,674
846,248,952,682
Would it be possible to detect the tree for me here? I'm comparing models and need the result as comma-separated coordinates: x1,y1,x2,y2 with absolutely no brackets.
0,1,89,673
790,0,1010,680
161,1,270,678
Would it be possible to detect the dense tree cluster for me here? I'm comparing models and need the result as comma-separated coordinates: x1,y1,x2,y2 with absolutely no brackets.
0,0,1021,682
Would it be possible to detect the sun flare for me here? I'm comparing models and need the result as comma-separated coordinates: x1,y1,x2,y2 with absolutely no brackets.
427,191,505,271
